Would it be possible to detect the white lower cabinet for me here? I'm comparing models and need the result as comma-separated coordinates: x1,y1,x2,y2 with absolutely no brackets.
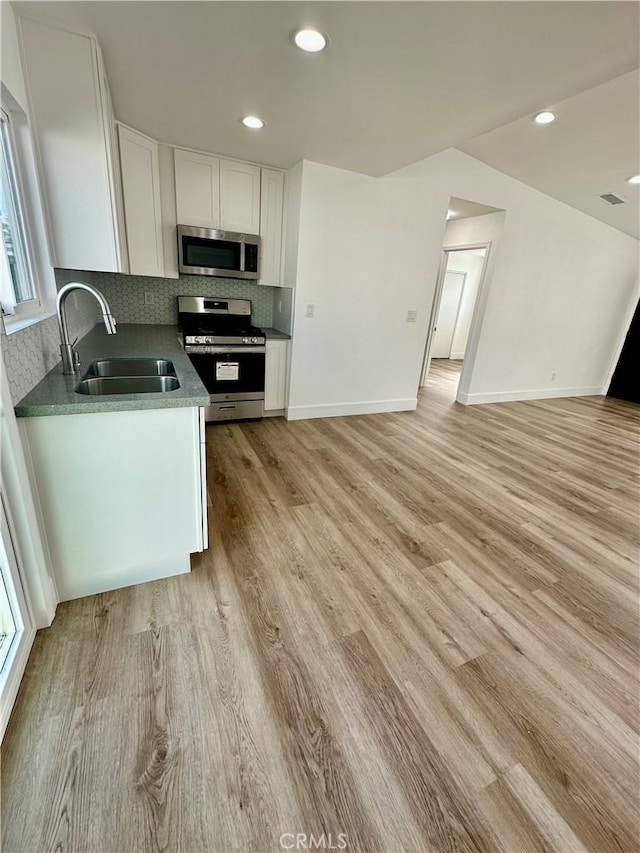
265,340,288,411
21,406,207,601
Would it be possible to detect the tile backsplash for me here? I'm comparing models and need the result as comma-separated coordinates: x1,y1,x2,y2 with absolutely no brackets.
70,270,277,328
2,270,99,404
2,268,287,404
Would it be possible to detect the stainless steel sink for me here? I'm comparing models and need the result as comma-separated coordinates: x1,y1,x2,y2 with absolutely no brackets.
75,376,180,396
82,358,176,378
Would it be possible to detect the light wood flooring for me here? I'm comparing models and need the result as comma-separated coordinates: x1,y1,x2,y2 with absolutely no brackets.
2,385,639,852
427,357,463,398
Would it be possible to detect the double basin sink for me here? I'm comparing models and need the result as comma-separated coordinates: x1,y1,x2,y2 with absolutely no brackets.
75,358,180,396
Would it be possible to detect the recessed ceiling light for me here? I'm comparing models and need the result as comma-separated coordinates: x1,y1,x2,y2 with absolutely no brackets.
627,175,640,185
293,27,327,52
242,116,264,129
533,111,556,125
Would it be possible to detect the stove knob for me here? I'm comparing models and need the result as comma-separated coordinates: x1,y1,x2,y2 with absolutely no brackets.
242,337,250,344
251,336,258,344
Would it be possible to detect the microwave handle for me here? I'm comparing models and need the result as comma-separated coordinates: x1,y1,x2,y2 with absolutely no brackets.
244,242,259,275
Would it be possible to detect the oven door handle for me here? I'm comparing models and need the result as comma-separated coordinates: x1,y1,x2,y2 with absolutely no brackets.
184,345,266,354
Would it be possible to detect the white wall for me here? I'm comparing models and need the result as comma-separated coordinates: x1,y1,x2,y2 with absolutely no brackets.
385,149,639,404
283,161,303,288
287,161,423,419
444,211,504,250
285,149,638,418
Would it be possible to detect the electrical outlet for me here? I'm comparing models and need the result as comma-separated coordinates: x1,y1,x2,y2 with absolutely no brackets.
406,310,418,323
551,372,557,381
144,292,155,305
305,303,315,318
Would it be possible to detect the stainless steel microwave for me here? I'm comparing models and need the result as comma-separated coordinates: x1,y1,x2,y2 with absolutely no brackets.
177,225,261,280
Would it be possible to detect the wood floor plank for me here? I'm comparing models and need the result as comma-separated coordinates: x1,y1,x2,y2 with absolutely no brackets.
339,629,498,853
2,360,638,852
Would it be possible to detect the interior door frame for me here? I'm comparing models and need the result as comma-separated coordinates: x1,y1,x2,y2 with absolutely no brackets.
419,241,492,392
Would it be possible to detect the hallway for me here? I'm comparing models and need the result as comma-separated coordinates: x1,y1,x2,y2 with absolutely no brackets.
426,357,463,400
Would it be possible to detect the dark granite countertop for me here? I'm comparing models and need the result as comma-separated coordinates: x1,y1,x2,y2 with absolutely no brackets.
15,324,210,418
263,328,291,340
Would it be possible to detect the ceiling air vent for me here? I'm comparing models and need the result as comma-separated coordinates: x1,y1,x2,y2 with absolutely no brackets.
599,192,626,205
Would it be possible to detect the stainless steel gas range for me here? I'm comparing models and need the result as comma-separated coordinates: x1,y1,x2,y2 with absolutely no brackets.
178,296,265,422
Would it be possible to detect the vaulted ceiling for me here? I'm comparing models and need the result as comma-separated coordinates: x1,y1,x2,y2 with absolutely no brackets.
11,1,640,237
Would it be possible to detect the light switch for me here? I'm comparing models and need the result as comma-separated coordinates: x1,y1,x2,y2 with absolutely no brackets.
406,310,418,323
305,303,315,318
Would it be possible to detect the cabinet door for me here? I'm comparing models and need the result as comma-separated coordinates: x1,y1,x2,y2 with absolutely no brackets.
118,126,164,277
23,407,203,600
219,159,260,234
96,48,128,272
265,340,288,411
19,19,121,272
259,169,284,286
174,148,220,228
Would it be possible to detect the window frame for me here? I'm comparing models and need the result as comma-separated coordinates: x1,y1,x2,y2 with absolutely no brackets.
0,97,56,334
1,105,37,312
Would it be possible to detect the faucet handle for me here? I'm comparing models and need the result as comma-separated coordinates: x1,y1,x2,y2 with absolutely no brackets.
71,338,81,368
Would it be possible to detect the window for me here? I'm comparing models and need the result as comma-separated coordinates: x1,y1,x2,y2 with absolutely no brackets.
0,107,36,317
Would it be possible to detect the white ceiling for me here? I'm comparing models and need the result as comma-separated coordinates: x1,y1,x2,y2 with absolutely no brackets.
460,71,640,238
9,1,640,238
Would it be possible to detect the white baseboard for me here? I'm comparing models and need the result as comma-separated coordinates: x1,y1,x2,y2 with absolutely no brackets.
286,398,417,421
457,385,603,405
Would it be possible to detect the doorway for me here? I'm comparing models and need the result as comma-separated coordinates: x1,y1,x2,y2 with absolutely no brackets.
607,299,639,405
421,245,489,399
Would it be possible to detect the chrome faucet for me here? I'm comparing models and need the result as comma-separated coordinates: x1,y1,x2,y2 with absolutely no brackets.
56,282,117,375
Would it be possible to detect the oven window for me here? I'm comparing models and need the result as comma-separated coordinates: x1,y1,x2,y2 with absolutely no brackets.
188,351,265,395
182,236,241,271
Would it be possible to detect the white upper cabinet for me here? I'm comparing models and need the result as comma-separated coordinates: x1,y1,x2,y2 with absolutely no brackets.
259,169,285,286
18,18,124,273
117,125,164,277
174,149,220,229
175,151,261,235
219,159,260,234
